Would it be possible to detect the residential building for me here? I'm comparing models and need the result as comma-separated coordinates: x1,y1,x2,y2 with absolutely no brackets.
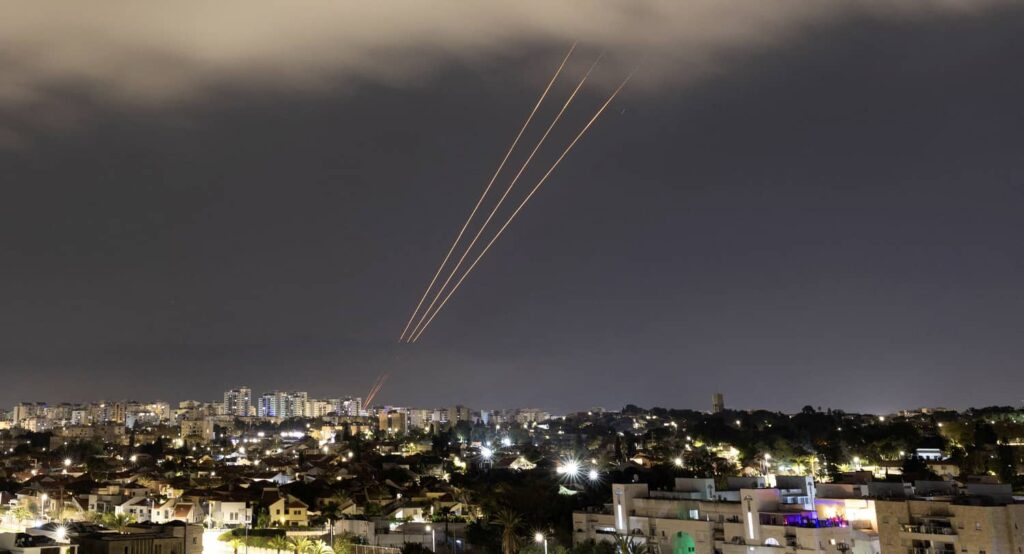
206,500,252,529
574,477,877,554
875,482,1024,554
379,410,408,435
76,523,202,554
268,494,309,527
179,419,215,442
223,387,252,417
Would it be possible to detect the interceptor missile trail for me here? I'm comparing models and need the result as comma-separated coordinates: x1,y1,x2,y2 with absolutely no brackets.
409,71,636,343
397,43,577,342
364,372,389,406
405,55,603,342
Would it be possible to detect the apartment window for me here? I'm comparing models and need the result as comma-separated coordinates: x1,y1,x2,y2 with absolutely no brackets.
276,509,281,515
975,522,982,531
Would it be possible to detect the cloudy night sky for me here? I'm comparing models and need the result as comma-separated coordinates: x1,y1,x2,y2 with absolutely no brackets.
2,1,1023,413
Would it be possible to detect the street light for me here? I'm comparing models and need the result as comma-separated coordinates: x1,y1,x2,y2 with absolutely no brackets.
534,532,548,554
425,525,435,552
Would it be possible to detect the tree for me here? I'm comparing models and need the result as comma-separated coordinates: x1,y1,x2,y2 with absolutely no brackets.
319,493,349,531
268,536,291,554
614,535,648,554
492,508,523,554
289,537,312,554
307,540,334,554
12,505,31,523
102,513,136,533
252,507,271,529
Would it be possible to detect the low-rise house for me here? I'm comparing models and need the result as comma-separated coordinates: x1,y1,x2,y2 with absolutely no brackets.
115,496,154,522
268,494,309,527
151,499,203,524
206,499,252,528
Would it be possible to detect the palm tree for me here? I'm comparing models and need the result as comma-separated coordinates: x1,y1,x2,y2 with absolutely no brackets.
229,538,245,554
268,536,292,554
289,537,312,554
492,509,523,554
102,513,136,533
306,540,334,554
320,495,349,548
614,535,648,554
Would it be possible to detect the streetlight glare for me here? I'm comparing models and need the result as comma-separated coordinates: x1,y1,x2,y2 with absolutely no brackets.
535,532,544,543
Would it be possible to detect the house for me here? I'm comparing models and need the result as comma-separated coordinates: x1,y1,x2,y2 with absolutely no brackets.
268,494,309,527
151,499,203,524
207,499,252,528
114,496,154,522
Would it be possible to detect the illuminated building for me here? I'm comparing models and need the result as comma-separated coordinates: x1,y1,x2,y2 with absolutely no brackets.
574,477,877,553
223,386,253,417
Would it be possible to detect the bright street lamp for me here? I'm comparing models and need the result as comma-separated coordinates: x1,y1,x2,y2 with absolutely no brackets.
534,533,548,554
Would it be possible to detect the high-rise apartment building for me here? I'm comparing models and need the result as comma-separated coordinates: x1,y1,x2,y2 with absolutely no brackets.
257,391,308,418
223,387,253,417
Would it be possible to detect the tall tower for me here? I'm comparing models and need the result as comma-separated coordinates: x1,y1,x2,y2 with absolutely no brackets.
224,387,252,417
712,392,725,414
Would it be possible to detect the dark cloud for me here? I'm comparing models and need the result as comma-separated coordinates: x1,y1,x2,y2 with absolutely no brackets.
2,3,1023,412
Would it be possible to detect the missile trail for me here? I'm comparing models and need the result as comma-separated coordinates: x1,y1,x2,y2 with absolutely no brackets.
405,55,603,342
365,372,389,406
397,43,577,342
409,70,635,343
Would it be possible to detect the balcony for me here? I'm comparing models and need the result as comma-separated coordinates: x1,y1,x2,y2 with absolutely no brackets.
907,548,956,554
900,524,955,536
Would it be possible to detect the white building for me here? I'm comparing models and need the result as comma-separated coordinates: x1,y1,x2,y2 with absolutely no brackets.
223,387,253,417
574,477,878,554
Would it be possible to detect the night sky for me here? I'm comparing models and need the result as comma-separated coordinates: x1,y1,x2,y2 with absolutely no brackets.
2,2,1023,413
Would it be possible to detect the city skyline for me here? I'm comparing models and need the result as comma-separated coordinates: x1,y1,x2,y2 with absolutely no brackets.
3,2,1024,412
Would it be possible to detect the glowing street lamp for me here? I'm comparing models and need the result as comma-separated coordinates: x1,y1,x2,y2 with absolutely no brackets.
480,446,493,460
557,459,581,481
425,524,435,552
534,533,548,554
587,469,599,482
63,458,72,467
